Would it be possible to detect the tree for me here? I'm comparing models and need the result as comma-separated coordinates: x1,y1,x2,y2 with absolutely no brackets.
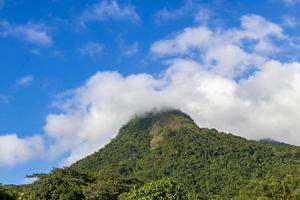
0,184,18,200
22,168,91,200
83,176,141,200
118,178,190,200
236,174,300,200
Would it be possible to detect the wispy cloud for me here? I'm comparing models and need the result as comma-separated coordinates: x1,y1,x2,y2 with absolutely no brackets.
282,15,298,28
117,36,139,57
16,75,34,87
0,21,53,46
79,0,140,27
154,1,210,24
79,42,104,57
121,42,139,57
194,8,212,24
0,94,12,103
154,1,194,24
281,0,300,5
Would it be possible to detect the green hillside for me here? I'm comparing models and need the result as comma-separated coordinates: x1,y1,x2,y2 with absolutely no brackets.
16,109,300,199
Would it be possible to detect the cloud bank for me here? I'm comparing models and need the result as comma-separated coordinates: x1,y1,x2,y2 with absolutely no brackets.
1,14,300,167
45,58,300,166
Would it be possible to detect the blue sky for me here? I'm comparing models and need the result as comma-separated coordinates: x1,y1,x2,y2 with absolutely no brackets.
1,0,300,184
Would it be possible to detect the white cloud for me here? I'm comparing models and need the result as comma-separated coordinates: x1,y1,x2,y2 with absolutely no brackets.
23,177,38,184
239,14,285,40
0,134,44,166
44,71,163,165
0,21,53,46
204,44,263,77
79,0,140,27
79,42,104,57
16,75,34,87
151,26,213,55
151,14,287,77
151,14,285,56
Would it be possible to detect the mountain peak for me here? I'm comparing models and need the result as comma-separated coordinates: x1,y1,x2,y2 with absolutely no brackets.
126,108,196,130
122,109,199,150
132,108,192,122
138,109,199,149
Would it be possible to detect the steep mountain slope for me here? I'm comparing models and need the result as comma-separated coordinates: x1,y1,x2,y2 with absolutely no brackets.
22,109,300,199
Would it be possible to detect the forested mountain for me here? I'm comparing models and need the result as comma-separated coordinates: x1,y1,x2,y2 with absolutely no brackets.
3,109,300,199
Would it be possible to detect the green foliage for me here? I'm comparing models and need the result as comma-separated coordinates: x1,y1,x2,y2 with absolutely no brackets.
83,175,142,200
19,109,300,199
22,168,92,200
236,174,300,200
118,178,187,200
22,169,142,200
0,184,19,200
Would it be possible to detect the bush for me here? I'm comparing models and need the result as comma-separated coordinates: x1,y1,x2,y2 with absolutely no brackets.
118,178,189,200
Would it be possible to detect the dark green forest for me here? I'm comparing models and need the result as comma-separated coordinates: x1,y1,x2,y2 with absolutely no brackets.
2,110,300,199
